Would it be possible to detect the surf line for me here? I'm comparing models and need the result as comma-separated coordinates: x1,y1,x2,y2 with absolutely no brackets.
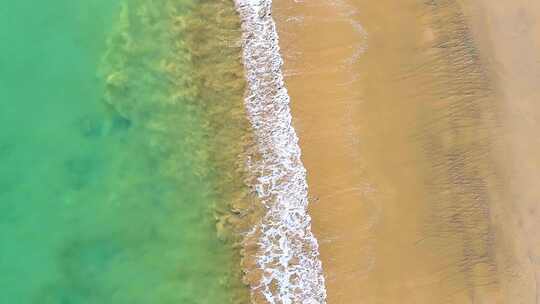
234,0,327,303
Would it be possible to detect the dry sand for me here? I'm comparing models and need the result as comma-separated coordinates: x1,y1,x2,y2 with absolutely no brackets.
273,0,540,303
462,0,540,302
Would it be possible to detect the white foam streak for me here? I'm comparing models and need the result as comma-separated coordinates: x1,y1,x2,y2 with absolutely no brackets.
233,0,327,303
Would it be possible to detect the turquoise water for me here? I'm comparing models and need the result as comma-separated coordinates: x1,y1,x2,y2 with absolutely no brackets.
0,1,248,303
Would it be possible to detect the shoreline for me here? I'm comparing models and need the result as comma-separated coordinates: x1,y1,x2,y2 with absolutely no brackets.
234,0,327,303
272,1,373,302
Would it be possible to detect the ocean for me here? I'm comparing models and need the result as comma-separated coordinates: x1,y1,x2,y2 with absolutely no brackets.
0,1,253,303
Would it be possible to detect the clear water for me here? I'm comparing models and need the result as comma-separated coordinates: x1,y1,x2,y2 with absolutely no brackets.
0,1,248,303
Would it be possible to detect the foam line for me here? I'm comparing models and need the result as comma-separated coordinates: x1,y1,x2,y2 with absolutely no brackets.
233,0,327,303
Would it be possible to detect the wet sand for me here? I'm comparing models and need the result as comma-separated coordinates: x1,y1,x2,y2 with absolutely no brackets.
273,0,540,303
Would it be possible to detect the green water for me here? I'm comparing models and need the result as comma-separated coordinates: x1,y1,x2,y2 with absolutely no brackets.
0,1,250,303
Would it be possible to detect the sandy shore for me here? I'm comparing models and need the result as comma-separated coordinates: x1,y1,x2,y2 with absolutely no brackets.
462,0,540,302
273,0,540,303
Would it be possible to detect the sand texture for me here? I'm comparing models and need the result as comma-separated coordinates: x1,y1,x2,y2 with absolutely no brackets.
273,0,540,302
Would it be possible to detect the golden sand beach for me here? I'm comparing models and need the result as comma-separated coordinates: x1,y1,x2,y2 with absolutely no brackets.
463,0,540,302
273,0,540,302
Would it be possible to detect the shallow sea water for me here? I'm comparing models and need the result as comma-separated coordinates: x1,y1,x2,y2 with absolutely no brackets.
0,1,250,303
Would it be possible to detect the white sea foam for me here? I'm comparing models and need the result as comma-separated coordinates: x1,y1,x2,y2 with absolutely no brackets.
233,0,327,303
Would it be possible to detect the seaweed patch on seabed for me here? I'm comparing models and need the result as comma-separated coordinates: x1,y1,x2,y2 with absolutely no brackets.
234,0,327,303
100,0,260,302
